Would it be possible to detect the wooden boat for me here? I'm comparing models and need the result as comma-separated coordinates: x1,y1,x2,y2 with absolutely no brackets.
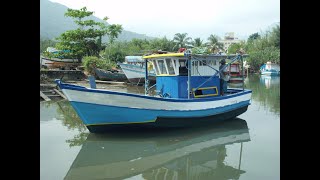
94,68,128,82
260,62,280,76
227,62,245,85
64,118,250,180
40,47,80,69
56,51,252,133
118,56,156,85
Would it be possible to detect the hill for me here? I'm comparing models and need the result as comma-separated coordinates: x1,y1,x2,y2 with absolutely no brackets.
40,0,153,41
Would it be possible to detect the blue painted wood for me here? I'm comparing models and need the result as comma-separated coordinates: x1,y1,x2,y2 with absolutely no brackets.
88,76,96,89
156,76,221,98
70,100,250,125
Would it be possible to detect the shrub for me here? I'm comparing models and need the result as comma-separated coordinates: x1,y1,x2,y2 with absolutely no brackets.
82,56,107,75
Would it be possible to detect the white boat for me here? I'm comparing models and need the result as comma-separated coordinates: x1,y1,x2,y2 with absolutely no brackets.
118,56,156,85
260,62,280,76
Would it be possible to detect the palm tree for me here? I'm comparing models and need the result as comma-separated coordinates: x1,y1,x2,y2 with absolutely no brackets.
192,38,203,47
207,34,224,53
173,33,192,50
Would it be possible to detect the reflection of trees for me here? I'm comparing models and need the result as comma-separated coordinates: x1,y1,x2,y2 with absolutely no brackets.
56,101,89,147
40,100,56,108
142,145,244,180
245,74,280,115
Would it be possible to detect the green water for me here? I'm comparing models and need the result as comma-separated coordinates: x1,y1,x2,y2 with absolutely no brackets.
40,74,280,180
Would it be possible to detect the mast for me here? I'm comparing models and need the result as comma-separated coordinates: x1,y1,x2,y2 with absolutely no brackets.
144,59,149,95
186,51,192,99
241,55,244,91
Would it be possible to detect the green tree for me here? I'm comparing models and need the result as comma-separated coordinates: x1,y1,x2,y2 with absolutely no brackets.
149,37,175,51
40,38,57,53
269,24,280,48
207,34,224,53
247,33,260,42
227,41,245,54
106,24,123,44
55,7,122,61
173,33,192,50
244,24,280,71
192,38,204,47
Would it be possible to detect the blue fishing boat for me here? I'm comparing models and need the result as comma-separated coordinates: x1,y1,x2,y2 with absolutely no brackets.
56,51,252,133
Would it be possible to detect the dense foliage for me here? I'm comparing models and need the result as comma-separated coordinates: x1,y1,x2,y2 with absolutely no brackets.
45,6,279,72
227,24,280,71
54,7,122,61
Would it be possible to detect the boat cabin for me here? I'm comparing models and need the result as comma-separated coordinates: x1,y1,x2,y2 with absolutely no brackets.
144,53,228,99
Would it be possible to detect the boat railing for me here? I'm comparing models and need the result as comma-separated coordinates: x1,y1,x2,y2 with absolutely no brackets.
190,54,243,93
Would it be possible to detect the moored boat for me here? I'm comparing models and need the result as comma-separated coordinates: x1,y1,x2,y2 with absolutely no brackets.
260,61,280,76
118,56,156,85
94,68,128,81
227,62,245,85
40,47,80,69
56,51,252,133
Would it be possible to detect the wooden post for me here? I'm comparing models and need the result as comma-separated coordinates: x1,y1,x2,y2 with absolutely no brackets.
88,75,96,89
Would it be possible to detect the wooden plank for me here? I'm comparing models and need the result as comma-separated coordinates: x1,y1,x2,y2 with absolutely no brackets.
53,89,67,99
40,91,51,101
46,95,62,97
41,90,53,93
40,84,56,87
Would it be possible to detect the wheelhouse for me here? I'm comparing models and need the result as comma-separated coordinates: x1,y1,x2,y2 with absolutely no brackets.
143,53,228,99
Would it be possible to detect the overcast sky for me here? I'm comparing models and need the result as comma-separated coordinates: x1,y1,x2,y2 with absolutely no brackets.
50,0,280,40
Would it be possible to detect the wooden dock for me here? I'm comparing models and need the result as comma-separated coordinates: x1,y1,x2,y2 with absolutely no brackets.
40,89,67,101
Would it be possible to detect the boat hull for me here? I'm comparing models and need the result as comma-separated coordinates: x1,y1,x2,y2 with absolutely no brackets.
40,56,80,69
56,80,252,133
94,68,127,81
85,105,249,133
260,71,280,76
118,63,156,85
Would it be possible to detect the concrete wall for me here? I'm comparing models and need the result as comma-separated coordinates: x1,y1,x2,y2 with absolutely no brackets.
40,70,86,81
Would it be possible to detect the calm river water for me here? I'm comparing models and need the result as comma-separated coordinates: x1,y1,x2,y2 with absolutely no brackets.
40,74,280,180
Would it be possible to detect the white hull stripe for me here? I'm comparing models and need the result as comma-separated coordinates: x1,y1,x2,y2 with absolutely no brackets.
63,89,251,111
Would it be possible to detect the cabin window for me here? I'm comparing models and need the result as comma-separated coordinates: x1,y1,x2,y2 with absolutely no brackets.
165,58,175,75
179,59,186,67
158,60,168,74
153,60,160,74
178,59,188,76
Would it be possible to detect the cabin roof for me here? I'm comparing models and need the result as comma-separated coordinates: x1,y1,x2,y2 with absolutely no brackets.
143,53,249,60
143,53,184,59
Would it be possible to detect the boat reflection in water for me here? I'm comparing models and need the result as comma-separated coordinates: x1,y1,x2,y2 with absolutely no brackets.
64,118,250,180
260,75,280,89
